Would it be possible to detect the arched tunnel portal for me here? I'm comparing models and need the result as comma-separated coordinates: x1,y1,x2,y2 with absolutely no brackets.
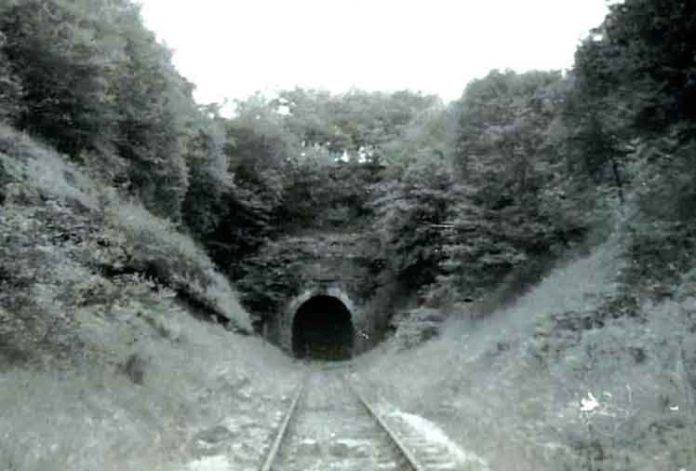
292,295,354,361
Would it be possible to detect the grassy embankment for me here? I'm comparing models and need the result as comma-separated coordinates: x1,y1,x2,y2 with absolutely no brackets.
0,125,300,470
359,226,696,470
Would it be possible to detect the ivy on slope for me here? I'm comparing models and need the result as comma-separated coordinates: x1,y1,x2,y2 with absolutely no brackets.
0,125,251,371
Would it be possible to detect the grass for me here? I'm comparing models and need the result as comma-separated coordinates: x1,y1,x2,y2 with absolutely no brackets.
0,123,250,332
96,202,251,331
0,295,298,470
357,232,696,470
1,124,295,469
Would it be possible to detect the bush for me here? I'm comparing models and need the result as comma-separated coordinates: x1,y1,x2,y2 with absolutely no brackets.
620,135,696,296
0,124,251,338
0,43,22,123
92,203,251,332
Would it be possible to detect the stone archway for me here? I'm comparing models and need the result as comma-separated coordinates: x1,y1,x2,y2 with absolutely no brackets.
291,294,354,360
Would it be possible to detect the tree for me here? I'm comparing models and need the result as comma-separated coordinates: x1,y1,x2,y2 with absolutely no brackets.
574,0,696,135
110,2,197,219
0,0,118,154
372,156,456,293
380,103,456,177
274,88,440,160
182,111,232,241
0,28,23,123
568,0,696,201
570,0,696,294
0,0,200,220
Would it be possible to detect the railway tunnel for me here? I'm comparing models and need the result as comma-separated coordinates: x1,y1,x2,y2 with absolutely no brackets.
292,295,354,361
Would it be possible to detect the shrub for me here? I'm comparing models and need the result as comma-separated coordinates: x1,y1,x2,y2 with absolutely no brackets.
92,203,251,332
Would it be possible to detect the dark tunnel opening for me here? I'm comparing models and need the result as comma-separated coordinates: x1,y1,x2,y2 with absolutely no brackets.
292,295,354,361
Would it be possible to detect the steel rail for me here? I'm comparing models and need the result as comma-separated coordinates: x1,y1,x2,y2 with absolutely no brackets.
261,371,424,471
259,375,306,471
346,378,425,471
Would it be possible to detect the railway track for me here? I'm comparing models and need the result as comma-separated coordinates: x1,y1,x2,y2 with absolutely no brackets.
260,367,469,471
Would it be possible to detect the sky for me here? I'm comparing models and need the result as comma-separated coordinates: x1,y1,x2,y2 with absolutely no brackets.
139,0,610,109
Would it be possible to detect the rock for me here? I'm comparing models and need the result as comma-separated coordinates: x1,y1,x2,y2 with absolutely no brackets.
329,441,351,457
296,438,321,455
330,439,369,457
121,353,146,385
392,307,446,350
196,425,236,444
189,425,236,457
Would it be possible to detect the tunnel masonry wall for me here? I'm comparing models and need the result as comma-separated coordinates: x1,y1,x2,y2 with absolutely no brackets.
282,285,367,354
263,233,379,357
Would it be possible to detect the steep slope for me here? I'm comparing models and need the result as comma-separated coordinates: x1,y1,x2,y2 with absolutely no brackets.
0,125,300,470
358,232,696,470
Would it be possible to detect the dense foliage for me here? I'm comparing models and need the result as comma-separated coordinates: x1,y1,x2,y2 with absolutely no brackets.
1,0,695,319
0,0,198,219
571,0,696,296
3,2,696,469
